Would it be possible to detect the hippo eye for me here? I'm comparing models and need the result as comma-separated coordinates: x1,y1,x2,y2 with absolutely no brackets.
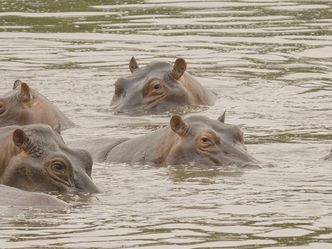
151,82,163,94
47,157,72,186
149,80,164,93
200,136,215,148
143,80,165,98
153,84,162,90
51,161,66,174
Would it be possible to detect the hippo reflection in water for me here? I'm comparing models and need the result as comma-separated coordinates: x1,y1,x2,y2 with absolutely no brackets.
111,57,216,114
83,113,259,167
0,80,74,130
0,124,99,193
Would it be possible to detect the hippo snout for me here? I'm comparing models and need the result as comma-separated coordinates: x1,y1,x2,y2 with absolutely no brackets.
75,177,100,194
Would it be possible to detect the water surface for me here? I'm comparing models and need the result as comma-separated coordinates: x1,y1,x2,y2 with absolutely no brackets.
0,0,331,248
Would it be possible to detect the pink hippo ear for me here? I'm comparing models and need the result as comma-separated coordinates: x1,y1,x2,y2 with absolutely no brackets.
217,111,226,123
170,115,189,137
12,129,30,151
129,56,139,73
170,58,187,80
20,83,32,103
13,80,23,89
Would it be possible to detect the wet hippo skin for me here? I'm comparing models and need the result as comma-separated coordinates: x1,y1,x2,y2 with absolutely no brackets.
0,124,100,193
0,80,74,130
83,113,259,167
111,57,217,114
0,184,68,209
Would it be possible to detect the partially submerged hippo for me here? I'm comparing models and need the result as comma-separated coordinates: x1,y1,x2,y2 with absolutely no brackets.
0,80,74,130
0,184,67,209
111,57,216,114
83,113,259,167
0,124,99,193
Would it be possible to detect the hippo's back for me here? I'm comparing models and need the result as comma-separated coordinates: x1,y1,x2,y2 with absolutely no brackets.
0,184,68,209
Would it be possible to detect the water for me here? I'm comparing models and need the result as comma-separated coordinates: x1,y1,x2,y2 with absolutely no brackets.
0,0,331,248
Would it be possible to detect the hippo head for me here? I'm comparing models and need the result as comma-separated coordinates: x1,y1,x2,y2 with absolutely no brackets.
0,80,74,129
0,124,99,193
161,113,259,167
111,57,190,114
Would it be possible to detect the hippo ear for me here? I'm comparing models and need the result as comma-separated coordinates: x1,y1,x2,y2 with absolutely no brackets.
217,111,226,123
53,123,61,135
20,83,32,103
170,115,189,137
170,58,187,80
129,56,139,73
13,80,23,90
12,129,30,151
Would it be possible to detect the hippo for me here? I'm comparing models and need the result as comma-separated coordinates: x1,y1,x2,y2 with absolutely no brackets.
0,184,67,209
111,57,216,114
0,124,100,193
78,113,259,167
0,80,74,130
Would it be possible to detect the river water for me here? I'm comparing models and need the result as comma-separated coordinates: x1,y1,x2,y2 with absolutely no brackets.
0,0,331,248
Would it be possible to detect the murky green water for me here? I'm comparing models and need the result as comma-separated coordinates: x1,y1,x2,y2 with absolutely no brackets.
0,0,331,248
